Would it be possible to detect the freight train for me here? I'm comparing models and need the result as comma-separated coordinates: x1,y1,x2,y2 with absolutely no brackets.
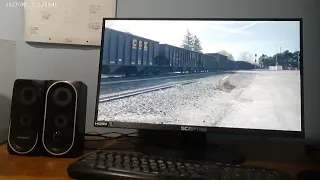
101,28,256,76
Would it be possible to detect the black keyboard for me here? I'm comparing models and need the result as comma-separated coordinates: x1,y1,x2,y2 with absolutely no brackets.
67,150,291,180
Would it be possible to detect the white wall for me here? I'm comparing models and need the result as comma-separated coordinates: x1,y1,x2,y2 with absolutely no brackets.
0,40,16,142
0,0,319,140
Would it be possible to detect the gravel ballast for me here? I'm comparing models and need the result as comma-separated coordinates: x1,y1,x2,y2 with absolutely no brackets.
97,72,256,127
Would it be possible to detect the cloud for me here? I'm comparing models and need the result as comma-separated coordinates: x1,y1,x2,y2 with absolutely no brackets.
237,22,258,30
210,21,266,41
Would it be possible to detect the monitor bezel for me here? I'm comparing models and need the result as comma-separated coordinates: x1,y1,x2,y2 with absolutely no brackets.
94,18,304,138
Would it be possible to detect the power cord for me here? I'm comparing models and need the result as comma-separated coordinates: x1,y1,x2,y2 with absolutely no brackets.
84,131,140,151
85,131,138,140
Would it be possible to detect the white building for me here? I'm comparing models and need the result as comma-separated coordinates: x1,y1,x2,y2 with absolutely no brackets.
269,65,283,70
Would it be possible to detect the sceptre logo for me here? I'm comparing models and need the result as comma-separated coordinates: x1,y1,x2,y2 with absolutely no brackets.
180,126,207,132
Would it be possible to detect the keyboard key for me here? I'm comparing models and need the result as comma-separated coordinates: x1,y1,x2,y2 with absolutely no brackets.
133,160,139,165
96,162,106,170
123,155,129,159
106,162,113,167
160,166,167,170
142,165,149,169
167,161,173,165
158,160,164,164
107,154,113,158
194,164,200,168
150,162,157,167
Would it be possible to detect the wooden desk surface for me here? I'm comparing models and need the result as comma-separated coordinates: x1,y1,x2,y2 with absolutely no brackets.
0,141,319,180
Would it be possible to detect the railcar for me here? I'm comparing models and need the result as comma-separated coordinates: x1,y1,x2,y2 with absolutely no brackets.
201,53,218,72
158,44,205,73
235,61,256,70
101,28,256,76
101,28,160,76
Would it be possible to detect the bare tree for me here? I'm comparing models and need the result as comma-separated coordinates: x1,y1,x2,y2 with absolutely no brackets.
238,51,254,62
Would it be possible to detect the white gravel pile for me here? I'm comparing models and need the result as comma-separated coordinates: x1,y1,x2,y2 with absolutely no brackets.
97,72,255,127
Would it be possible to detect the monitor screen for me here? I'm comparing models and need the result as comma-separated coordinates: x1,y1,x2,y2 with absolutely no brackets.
95,18,303,135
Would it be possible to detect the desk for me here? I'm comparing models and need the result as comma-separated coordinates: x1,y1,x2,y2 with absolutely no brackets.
0,140,319,180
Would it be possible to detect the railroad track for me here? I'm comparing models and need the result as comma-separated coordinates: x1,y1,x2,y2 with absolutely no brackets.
99,71,236,85
99,80,195,103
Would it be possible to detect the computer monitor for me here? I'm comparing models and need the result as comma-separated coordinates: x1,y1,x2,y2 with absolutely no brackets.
95,18,304,139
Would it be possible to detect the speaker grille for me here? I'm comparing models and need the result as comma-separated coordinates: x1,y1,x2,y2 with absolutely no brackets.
42,81,77,155
8,79,45,154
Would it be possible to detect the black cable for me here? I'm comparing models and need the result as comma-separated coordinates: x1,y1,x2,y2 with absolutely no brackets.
85,132,138,139
85,131,126,136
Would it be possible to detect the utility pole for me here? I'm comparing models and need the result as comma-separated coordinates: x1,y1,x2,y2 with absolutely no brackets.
280,47,281,65
275,44,278,67
279,47,281,70
275,44,278,70
255,54,257,70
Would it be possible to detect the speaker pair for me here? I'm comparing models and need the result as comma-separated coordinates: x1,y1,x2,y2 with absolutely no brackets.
7,79,87,158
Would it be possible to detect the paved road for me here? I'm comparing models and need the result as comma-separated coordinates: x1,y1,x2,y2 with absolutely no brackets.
219,70,301,131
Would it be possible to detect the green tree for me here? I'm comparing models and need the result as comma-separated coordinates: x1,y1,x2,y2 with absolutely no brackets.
217,50,235,60
259,54,276,67
281,50,293,68
258,50,300,69
181,29,194,50
258,54,268,64
292,51,300,69
193,35,203,53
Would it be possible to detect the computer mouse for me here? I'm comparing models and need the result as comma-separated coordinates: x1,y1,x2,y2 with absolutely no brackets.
297,170,320,180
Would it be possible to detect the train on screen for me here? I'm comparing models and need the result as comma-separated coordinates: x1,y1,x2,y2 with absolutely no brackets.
101,28,256,76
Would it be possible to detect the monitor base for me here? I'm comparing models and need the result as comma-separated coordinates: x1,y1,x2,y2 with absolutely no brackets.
133,130,246,164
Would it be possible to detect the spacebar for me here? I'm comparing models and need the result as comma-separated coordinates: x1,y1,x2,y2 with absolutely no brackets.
108,167,157,176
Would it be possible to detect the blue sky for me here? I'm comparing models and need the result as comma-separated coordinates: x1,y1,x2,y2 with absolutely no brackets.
106,20,300,62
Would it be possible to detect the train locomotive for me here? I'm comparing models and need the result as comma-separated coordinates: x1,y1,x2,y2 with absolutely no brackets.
101,28,255,76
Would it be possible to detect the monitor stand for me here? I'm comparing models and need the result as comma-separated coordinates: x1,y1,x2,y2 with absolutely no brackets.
181,131,208,151
131,130,246,164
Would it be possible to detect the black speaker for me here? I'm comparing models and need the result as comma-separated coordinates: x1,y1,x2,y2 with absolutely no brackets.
42,80,87,158
7,79,46,156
